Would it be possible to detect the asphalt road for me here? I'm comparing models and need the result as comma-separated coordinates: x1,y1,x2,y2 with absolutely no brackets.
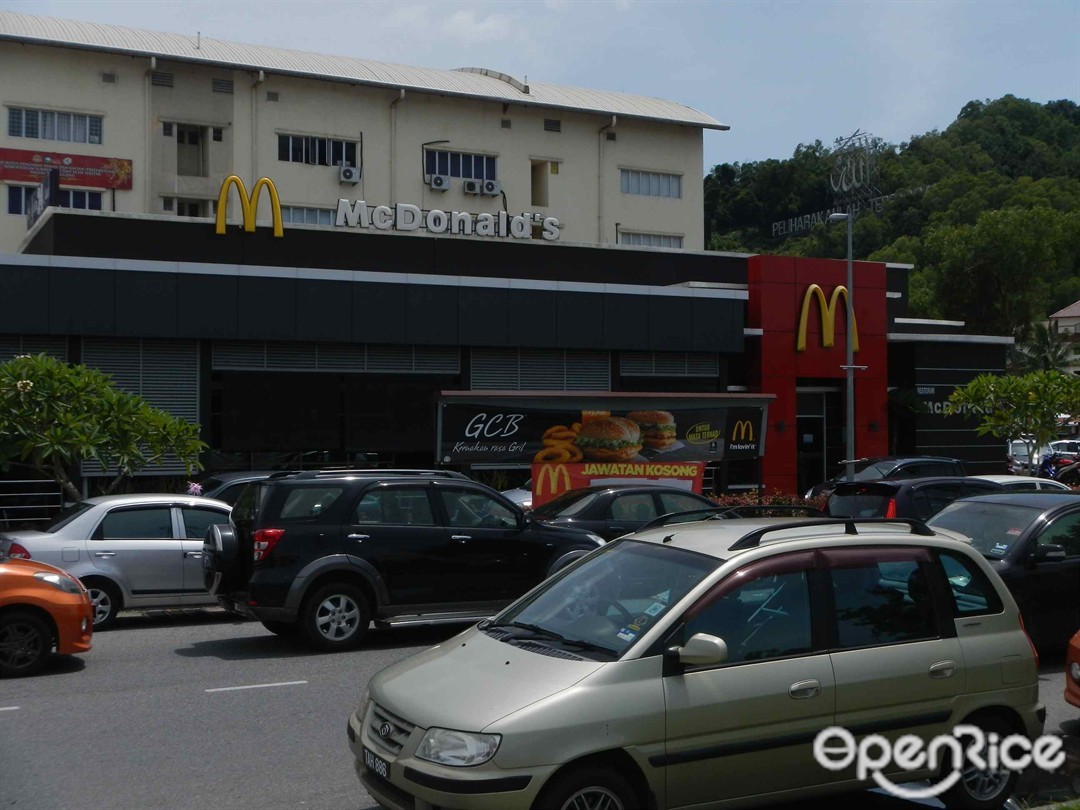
0,610,1076,810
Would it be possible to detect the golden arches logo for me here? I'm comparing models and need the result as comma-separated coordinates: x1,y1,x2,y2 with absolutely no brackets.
731,420,755,442
796,284,859,352
215,175,283,237
535,463,572,498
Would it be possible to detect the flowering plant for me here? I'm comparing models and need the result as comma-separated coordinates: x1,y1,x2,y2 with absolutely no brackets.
186,481,203,496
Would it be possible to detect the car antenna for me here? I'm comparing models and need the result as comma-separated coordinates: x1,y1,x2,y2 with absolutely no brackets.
663,533,674,544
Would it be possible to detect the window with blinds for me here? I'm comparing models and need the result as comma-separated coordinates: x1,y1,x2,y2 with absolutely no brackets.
619,352,719,377
470,349,611,390
212,341,460,374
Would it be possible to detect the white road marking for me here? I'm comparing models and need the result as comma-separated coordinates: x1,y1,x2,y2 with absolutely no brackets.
205,680,308,693
0,706,20,712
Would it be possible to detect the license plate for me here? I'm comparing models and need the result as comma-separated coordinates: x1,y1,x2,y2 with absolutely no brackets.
363,746,391,782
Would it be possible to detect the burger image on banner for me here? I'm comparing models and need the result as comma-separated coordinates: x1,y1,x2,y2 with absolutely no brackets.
627,410,678,451
576,416,643,461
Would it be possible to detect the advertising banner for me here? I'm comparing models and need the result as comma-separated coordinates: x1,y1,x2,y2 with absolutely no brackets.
0,148,133,189
440,403,764,465
530,461,706,507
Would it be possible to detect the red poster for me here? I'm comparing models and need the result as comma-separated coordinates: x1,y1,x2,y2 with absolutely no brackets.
530,461,706,508
0,147,133,189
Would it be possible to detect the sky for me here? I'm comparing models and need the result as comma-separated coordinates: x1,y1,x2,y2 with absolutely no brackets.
5,0,1079,174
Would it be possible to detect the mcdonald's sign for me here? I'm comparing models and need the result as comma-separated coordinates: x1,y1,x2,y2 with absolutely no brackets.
731,420,754,443
796,284,859,352
215,175,283,237
534,463,573,503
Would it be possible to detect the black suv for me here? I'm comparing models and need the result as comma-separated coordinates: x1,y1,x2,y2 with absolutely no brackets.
824,476,1005,521
202,470,605,650
805,455,969,500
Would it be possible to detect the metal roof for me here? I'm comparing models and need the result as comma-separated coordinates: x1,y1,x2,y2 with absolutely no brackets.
0,11,729,131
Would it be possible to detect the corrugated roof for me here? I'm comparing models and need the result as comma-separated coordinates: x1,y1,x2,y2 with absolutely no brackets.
1050,300,1080,319
0,11,729,131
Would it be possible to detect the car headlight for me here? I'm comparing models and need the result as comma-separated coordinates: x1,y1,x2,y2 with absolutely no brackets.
33,571,83,594
415,727,501,767
585,532,606,547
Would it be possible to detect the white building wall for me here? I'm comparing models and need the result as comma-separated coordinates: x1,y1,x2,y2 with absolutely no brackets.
1,41,710,253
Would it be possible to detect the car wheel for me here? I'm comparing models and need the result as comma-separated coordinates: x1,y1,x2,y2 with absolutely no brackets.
300,583,370,651
202,524,243,594
0,610,53,678
534,765,640,810
82,579,121,630
260,620,300,637
939,713,1020,810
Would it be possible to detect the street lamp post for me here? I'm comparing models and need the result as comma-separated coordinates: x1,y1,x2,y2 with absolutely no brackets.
828,211,856,482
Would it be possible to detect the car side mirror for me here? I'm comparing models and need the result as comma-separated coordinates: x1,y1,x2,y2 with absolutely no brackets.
673,633,729,667
1034,543,1066,562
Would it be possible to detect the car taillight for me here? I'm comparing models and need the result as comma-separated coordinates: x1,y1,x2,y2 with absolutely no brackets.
883,498,897,519
253,528,285,562
1018,613,1039,669
7,542,30,559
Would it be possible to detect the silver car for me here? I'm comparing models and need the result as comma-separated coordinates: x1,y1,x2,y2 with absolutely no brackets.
0,494,231,629
348,517,1042,810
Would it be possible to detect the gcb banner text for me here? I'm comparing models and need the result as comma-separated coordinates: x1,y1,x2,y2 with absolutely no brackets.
530,461,706,508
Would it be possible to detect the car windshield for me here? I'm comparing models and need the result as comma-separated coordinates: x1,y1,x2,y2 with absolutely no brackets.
530,489,602,518
44,501,95,532
827,490,891,518
928,501,1043,558
850,460,898,481
484,539,719,660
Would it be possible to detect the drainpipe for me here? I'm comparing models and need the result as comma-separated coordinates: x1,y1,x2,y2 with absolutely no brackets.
251,70,266,181
598,115,616,243
144,56,156,211
389,89,405,203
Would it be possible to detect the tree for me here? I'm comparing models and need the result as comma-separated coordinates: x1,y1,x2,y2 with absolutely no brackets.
0,353,206,501
1011,319,1080,372
948,371,1080,467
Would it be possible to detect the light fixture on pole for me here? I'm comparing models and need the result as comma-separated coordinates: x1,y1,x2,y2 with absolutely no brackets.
828,211,856,483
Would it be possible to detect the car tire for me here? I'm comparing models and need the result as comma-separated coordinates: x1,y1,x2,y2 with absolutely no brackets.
82,578,121,630
939,713,1021,810
533,765,640,810
261,620,300,637
0,610,53,678
300,582,370,652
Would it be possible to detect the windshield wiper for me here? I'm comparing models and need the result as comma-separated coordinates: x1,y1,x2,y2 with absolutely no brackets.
481,621,617,657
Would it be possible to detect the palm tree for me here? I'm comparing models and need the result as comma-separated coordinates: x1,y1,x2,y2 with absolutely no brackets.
1010,320,1080,373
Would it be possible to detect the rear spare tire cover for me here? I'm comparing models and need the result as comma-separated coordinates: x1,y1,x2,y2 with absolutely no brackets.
203,523,241,593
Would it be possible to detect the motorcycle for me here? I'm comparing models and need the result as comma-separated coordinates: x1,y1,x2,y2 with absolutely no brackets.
1036,452,1079,482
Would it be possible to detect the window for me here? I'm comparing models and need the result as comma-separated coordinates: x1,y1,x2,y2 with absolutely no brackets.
279,487,346,519
619,169,681,198
544,119,561,132
180,507,228,540
8,107,103,144
353,487,434,526
211,78,234,94
608,494,657,523
935,550,1003,617
828,551,939,648
98,508,173,540
277,133,357,167
7,186,34,215
620,232,684,249
439,489,517,529
424,149,496,181
8,186,102,214
659,492,710,515
1038,511,1080,556
683,559,813,664
281,206,335,227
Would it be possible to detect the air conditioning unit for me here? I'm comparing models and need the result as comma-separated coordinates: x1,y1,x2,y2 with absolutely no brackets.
338,165,361,184
481,179,502,196
462,178,482,195
428,174,450,192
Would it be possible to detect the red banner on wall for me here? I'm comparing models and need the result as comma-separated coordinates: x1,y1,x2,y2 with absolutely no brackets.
0,148,133,189
530,461,705,508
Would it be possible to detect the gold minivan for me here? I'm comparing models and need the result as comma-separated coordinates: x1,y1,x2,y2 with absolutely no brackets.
347,517,1043,810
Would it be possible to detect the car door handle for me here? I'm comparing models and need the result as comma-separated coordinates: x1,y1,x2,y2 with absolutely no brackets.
94,551,116,558
929,660,956,679
451,535,472,542
347,534,369,541
788,679,821,699
185,551,203,559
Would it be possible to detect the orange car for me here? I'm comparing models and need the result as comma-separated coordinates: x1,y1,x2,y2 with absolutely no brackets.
1067,629,1080,709
0,557,93,677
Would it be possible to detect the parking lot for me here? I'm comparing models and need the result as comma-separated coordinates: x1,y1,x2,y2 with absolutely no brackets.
1,609,1076,810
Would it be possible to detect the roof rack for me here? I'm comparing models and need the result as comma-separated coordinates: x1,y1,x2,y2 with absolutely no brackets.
640,503,826,532
729,518,935,550
288,468,469,480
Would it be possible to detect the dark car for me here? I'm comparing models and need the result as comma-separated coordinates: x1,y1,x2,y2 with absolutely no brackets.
805,455,968,500
927,491,1080,652
200,467,472,506
202,470,606,651
529,485,717,540
825,477,1005,522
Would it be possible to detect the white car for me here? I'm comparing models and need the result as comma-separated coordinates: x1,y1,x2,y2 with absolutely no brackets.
972,474,1073,491
500,479,533,510
0,494,232,628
